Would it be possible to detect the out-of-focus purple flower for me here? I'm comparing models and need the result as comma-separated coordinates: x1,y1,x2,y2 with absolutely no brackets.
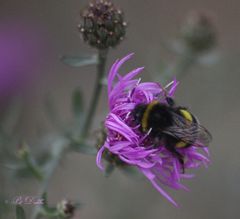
0,19,47,99
96,53,210,206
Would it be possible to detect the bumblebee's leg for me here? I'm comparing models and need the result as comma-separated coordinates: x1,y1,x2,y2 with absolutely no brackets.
165,138,185,173
152,135,163,148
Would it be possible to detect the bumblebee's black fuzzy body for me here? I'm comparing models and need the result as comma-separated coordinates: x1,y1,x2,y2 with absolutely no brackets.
132,98,196,172
146,104,174,133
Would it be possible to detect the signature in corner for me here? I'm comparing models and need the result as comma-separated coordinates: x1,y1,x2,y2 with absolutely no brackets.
5,196,44,205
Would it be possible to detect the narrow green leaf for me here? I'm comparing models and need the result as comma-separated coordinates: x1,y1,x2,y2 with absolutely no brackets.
76,144,97,155
60,54,98,67
24,154,44,181
72,89,83,119
16,205,26,219
70,140,97,155
14,166,37,179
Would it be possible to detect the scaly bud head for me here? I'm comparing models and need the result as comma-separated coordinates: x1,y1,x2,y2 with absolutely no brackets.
78,0,127,49
57,199,75,218
181,12,216,53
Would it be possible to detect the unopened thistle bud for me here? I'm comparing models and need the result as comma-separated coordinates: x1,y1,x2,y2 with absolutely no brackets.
57,199,75,218
181,12,216,53
78,0,127,49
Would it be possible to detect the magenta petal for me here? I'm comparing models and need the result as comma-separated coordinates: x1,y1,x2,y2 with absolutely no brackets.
136,82,162,94
107,59,119,94
168,79,179,97
108,53,134,94
141,168,178,207
96,53,210,207
203,147,210,156
96,146,105,171
120,67,144,82
151,180,178,207
109,141,131,152
119,155,155,168
180,173,195,179
106,113,138,141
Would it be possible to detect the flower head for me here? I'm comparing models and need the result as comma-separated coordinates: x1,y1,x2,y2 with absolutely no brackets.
181,11,216,53
57,199,75,218
78,0,126,49
96,53,210,206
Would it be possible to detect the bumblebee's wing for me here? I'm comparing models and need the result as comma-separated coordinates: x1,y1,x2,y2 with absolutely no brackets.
162,112,212,147
196,125,212,147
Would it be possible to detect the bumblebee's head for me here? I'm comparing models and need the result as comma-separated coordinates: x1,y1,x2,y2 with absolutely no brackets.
166,97,175,107
132,104,147,124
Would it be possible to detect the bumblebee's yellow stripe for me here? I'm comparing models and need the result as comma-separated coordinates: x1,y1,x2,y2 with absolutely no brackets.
176,109,193,148
142,101,158,132
176,141,187,148
179,109,193,122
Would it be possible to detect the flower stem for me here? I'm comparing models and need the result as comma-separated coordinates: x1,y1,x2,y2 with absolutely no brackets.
174,50,196,79
24,155,44,181
31,138,68,219
81,49,108,139
31,49,108,219
160,50,197,84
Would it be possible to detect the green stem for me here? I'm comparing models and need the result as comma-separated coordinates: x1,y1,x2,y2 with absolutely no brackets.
81,49,108,139
24,156,44,181
31,138,68,219
31,49,108,219
160,50,197,84
174,50,196,80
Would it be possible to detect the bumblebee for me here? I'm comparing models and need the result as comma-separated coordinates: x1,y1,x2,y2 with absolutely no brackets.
132,97,212,172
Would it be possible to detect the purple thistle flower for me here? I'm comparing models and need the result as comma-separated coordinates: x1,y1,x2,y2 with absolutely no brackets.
96,53,210,207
